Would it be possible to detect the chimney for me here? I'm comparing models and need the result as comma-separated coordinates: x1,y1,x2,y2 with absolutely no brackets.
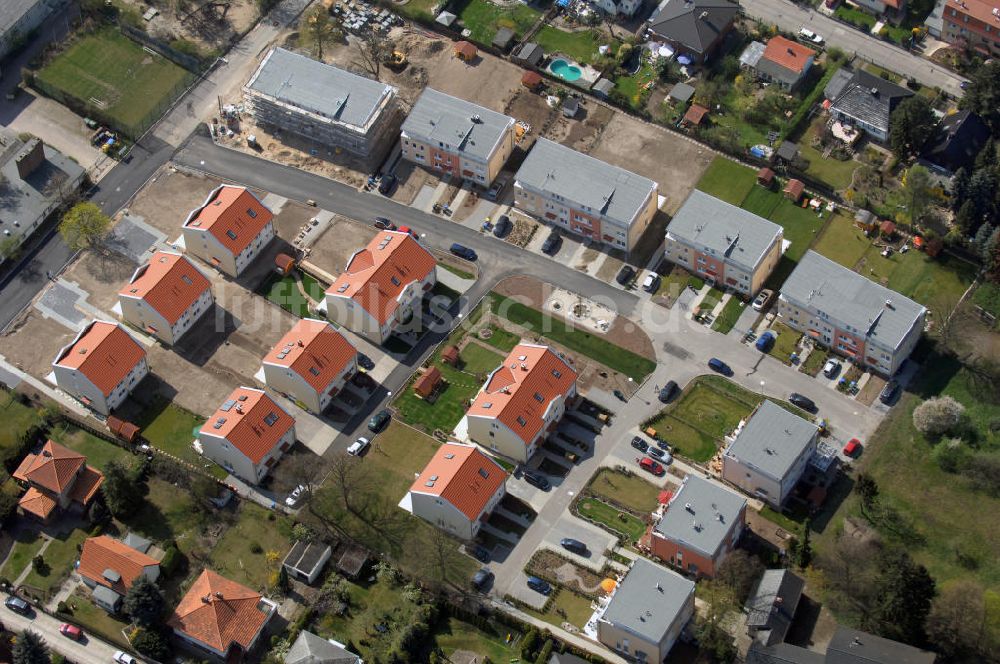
202,595,212,604
215,591,224,599
520,363,528,371
15,139,45,180
235,404,243,414
297,339,304,347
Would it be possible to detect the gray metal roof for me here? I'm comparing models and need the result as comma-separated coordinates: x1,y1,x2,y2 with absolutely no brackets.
666,190,783,272
515,137,657,228
654,475,746,557
283,540,332,575
824,68,854,102
402,88,514,163
724,401,818,483
668,82,696,102
829,69,913,135
648,0,740,55
600,557,695,645
91,584,122,608
123,532,152,554
746,642,826,664
746,569,805,645
286,631,360,664
512,42,544,65
740,41,766,69
592,78,615,96
780,251,926,351
246,48,396,131
827,627,937,664
1,0,46,35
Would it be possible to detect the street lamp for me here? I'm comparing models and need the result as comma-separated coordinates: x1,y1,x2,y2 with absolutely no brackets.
759,380,765,395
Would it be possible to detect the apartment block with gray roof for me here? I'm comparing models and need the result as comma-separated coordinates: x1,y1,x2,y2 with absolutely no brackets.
722,400,819,508
513,138,659,251
596,557,696,663
777,250,926,376
244,47,401,165
401,88,516,187
650,475,747,578
664,190,784,296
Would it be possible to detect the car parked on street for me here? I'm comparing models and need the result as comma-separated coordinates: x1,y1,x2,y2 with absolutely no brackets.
823,359,841,378
523,470,550,490
630,436,648,453
843,438,862,457
358,353,375,371
752,289,774,311
708,358,732,375
647,447,671,464
368,409,391,433
472,568,494,592
879,379,900,404
798,28,823,44
616,265,636,286
789,392,817,413
113,651,138,664
658,380,679,403
59,623,83,640
560,538,588,554
493,215,512,238
449,243,477,261
755,331,775,353
347,437,370,456
639,457,665,476
4,596,31,615
527,576,552,594
641,272,661,293
541,230,561,255
378,174,397,195
373,217,396,230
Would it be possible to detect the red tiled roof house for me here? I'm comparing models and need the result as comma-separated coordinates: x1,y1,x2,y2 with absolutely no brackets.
13,440,104,522
403,442,507,540
182,185,275,278
198,387,295,484
78,535,160,613
118,250,214,345
754,36,815,91
168,569,277,661
261,318,358,414
52,320,149,415
463,343,577,463
323,231,437,345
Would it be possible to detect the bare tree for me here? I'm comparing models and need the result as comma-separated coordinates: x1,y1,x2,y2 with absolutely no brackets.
817,533,882,626
300,5,342,60
353,30,390,80
279,452,331,495
926,580,997,660
326,454,372,518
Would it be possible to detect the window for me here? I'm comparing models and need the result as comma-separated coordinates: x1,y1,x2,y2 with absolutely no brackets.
264,412,279,426
533,392,544,403
181,275,193,286
552,369,561,378
309,367,320,376
226,229,238,240
247,208,257,218
516,416,527,427
482,402,492,409
391,276,401,286
478,468,489,479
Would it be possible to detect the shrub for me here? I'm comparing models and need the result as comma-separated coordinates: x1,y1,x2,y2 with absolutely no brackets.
520,628,539,659
535,639,554,664
913,396,965,437
32,555,49,575
159,546,183,576
250,542,263,554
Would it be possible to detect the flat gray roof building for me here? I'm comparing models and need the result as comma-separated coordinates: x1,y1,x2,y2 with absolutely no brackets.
2,0,64,59
402,88,515,164
724,401,818,483
654,475,747,558
746,569,805,647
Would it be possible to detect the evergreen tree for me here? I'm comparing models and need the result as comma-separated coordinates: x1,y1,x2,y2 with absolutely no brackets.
123,575,165,625
12,630,49,664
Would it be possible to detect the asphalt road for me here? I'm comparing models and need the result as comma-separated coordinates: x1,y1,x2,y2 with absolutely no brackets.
1,597,123,663
741,0,968,97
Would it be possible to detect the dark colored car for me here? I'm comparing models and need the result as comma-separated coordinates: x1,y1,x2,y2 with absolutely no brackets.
368,409,391,433
755,331,776,353
527,576,552,595
656,438,672,452
616,265,636,286
879,379,900,405
560,538,587,555
472,545,491,563
613,389,627,402
658,380,678,404
378,174,397,195
450,243,478,261
630,436,648,453
373,217,396,230
541,230,561,255
708,358,732,375
5,596,30,615
472,568,494,591
493,215,512,238
523,470,550,491
647,447,668,462
358,353,375,371
789,392,817,413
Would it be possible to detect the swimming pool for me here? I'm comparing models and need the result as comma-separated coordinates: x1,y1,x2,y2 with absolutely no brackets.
549,58,583,82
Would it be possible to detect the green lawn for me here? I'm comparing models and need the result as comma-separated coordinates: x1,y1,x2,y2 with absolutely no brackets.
766,321,802,364
487,293,656,381
646,415,719,462
799,118,858,190
812,213,871,268
455,0,541,44
47,423,131,471
131,397,227,480
972,282,1000,320
63,586,131,648
458,343,503,375
0,530,48,581
857,244,977,320
588,468,660,513
534,26,617,65
522,588,595,629
208,502,293,594
614,62,656,109
699,287,725,313
439,263,475,280
481,324,521,353
800,347,830,377
740,186,782,218
394,350,485,433
394,0,439,20
696,157,757,205
262,270,323,318
670,382,753,440
577,497,648,543
711,296,748,334
22,528,88,596
0,393,42,454
767,199,825,262
433,617,518,663
35,27,192,133
118,477,207,558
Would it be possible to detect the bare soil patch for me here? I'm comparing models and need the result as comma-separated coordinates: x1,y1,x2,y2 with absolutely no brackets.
544,101,614,154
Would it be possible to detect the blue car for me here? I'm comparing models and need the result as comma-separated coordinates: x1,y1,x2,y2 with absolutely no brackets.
527,576,551,595
708,358,732,375
755,331,776,353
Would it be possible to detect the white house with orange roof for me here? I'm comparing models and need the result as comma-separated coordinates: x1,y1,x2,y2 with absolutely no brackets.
51,320,149,415
181,184,275,278
12,439,104,523
261,318,358,414
323,230,437,345
198,386,295,484
118,250,214,345
403,442,507,540
78,535,160,612
462,343,578,463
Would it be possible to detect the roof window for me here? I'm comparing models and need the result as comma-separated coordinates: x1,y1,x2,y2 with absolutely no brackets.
516,416,527,427
226,230,238,240
247,208,257,218
264,412,279,426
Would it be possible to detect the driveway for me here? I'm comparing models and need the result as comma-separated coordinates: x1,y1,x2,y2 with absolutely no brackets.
1,594,124,662
541,514,619,572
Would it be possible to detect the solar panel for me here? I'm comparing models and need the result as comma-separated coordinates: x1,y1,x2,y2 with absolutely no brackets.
220,400,236,412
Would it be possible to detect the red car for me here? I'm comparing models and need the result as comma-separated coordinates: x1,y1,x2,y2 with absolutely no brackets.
59,623,82,640
639,457,665,476
843,438,862,457
397,226,417,238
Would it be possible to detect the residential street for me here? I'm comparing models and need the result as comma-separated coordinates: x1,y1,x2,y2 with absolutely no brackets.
1,597,123,662
740,0,968,97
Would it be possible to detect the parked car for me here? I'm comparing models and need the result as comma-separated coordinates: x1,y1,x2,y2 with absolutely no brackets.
378,174,397,195
843,438,862,457
789,392,817,413
656,439,672,452
347,437,370,456
373,217,396,230
613,389,627,402
616,265,636,286
798,27,823,44
449,243,478,261
658,380,679,403
284,484,307,507
59,623,83,640
708,358,732,375
630,436,649,453
472,545,491,563
879,379,900,405
642,272,661,293
752,289,774,311
823,359,842,378
647,447,671,464
368,409,391,433
541,230,561,255
560,538,588,554
527,576,552,595
113,651,138,664
755,331,776,353
472,568,494,592
639,457,665,476
358,353,375,371
487,180,505,200
493,215,512,238
523,470,550,490
4,596,30,615
397,225,416,238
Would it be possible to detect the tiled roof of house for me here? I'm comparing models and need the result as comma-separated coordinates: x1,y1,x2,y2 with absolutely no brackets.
120,251,212,326
17,487,57,519
53,321,146,397
78,535,159,596
263,319,357,394
410,443,508,521
654,475,746,557
945,0,999,26
762,36,815,74
200,387,295,465
325,231,437,325
67,465,105,506
647,0,740,55
829,69,913,135
183,185,273,256
13,440,86,493
168,569,271,653
920,109,990,173
402,88,515,163
466,343,577,447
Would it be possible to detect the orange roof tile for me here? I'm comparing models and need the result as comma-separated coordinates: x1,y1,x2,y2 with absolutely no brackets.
68,465,104,506
200,388,294,464
762,36,815,74
946,0,1000,25
168,569,271,653
455,41,478,58
410,443,507,521
466,343,577,447
78,536,159,596
183,185,273,256
119,251,212,326
53,321,146,397
18,487,57,519
263,319,357,394
325,231,437,325
12,440,86,494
